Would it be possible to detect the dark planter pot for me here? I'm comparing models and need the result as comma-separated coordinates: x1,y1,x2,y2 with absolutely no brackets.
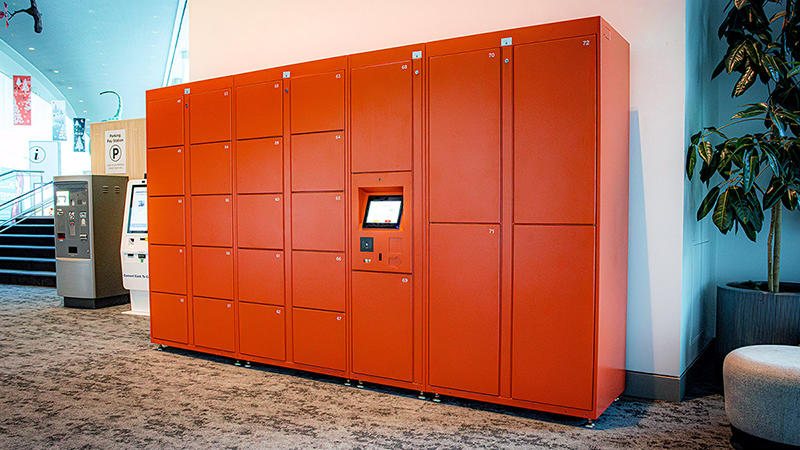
716,282,800,362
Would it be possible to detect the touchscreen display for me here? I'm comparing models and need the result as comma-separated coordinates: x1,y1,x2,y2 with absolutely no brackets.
363,195,403,229
55,190,70,207
127,186,148,233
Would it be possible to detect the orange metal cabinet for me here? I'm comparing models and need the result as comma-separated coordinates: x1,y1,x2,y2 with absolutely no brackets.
352,271,413,382
148,196,185,245
236,138,283,194
147,97,184,148
193,297,235,352
291,192,345,251
237,194,283,249
190,142,232,195
351,61,412,172
514,37,596,224
191,247,234,300
290,132,345,192
292,308,346,371
191,195,232,247
147,147,184,196
292,251,345,312
148,245,187,295
189,88,231,144
237,249,284,305
428,223,500,395
150,292,188,344
290,71,344,134
239,303,286,360
428,49,501,223
512,225,595,410
236,81,282,139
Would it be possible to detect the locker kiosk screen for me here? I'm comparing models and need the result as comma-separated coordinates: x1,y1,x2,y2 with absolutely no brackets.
127,186,148,233
362,195,403,229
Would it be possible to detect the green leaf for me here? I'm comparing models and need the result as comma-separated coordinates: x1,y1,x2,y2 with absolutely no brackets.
783,189,798,210
786,62,800,78
686,143,697,178
761,54,782,80
763,177,787,209
726,40,748,73
743,149,759,192
733,65,757,96
731,103,768,119
770,10,787,24
698,141,713,164
734,0,749,9
698,186,721,221
690,130,703,145
713,189,734,233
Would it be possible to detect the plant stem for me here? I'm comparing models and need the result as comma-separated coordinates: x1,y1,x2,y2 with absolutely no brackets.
768,206,776,292
773,205,782,293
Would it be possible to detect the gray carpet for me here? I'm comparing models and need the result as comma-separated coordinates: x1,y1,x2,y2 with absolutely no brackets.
0,284,731,449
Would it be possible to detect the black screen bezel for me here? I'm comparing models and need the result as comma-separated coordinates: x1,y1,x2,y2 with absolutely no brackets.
127,185,148,234
362,195,403,229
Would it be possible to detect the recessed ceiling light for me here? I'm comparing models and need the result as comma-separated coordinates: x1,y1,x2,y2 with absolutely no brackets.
53,70,59,73
28,47,34,51
153,15,158,19
88,9,94,13
79,100,84,103
83,110,87,113
67,86,72,90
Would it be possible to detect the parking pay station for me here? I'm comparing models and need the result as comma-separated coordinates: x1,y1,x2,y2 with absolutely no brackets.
120,179,149,315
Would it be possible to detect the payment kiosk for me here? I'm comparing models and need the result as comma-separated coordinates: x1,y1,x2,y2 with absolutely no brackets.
120,179,149,315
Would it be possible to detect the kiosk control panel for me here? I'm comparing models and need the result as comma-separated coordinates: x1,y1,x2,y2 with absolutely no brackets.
120,179,149,315
55,181,91,258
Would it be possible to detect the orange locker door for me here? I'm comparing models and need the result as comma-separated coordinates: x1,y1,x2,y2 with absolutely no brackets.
290,71,344,134
512,225,595,410
237,194,283,249
293,308,345,371
192,247,234,300
190,142,232,195
514,36,596,224
150,292,188,344
239,303,286,360
291,192,344,251
193,297,235,352
292,251,345,311
351,61,412,172
148,197,185,245
236,138,283,194
147,147,184,196
237,249,284,305
352,271,413,382
189,88,231,144
149,245,187,294
236,81,283,139
290,132,344,191
428,223,500,395
147,97,184,148
429,49,500,223
191,195,232,247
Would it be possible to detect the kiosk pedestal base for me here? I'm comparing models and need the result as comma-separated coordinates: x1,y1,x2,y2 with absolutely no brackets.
122,291,150,316
63,294,130,309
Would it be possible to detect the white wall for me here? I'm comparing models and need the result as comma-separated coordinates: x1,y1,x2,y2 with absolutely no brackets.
189,0,690,378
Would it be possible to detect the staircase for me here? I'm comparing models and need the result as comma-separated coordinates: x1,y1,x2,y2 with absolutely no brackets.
0,217,55,287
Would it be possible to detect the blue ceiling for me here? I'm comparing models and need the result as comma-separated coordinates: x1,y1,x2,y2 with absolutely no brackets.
0,0,180,122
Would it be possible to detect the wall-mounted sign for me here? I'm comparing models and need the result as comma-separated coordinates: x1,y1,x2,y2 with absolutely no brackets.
13,75,31,125
104,129,126,174
52,100,67,141
28,141,61,183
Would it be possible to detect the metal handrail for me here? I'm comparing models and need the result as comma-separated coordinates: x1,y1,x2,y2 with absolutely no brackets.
0,181,54,234
0,169,45,184
0,182,52,209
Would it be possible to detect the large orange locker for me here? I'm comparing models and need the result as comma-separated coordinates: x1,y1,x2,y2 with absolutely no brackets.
150,292,188,344
148,196,185,245
239,303,286,360
292,251,345,312
290,71,344,134
236,138,283,194
291,192,344,251
237,249,284,305
428,223,500,396
290,132,344,192
351,271,413,382
292,308,345,371
236,81,282,139
189,88,231,144
191,195,232,247
192,247,234,300
146,96,183,148
351,61,412,172
148,245,186,295
190,142,232,195
237,194,283,249
147,147,184,196
193,297,235,352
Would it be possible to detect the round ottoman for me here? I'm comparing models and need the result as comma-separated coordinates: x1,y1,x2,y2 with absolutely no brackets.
723,345,800,447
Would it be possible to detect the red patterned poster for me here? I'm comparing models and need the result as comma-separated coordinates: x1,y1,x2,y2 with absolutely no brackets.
13,75,31,126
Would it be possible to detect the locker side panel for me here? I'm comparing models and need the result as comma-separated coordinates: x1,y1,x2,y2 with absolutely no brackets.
150,292,188,344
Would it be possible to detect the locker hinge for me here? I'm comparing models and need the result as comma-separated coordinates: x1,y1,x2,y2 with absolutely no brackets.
412,50,422,59
184,88,190,94
283,71,291,78
501,37,512,46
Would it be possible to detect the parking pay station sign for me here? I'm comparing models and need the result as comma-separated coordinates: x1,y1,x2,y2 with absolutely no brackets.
104,129,127,174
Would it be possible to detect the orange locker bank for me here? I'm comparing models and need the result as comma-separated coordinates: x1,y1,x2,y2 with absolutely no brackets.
145,16,629,420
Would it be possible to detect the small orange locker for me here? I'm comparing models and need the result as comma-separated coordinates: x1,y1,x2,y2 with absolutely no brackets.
237,249,284,305
189,88,231,144
512,225,595,410
190,142,232,195
514,37,596,224
428,49,501,223
191,195,232,247
147,147,184,196
238,303,286,360
148,196,185,245
191,246,234,300
236,81,283,139
292,251,345,312
351,61,412,172
291,192,344,251
290,71,344,134
236,138,283,194
428,223,500,396
193,297,235,352
292,308,345,371
150,292,188,344
290,132,344,191
237,194,283,249
148,245,187,294
147,97,184,148
351,271,413,382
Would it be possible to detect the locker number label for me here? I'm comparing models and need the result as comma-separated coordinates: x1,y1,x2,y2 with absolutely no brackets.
335,73,342,79
488,52,496,58
582,40,591,46
401,64,408,70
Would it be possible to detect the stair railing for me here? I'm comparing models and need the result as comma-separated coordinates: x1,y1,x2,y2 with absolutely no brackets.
0,181,54,234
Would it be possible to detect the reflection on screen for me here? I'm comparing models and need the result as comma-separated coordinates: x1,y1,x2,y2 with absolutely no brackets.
127,186,148,233
365,199,402,225
56,191,69,207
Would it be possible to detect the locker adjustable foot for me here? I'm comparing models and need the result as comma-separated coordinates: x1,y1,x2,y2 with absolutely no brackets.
356,381,365,389
234,360,242,367
417,391,426,400
614,397,620,403
156,344,165,351
344,379,352,387
584,419,595,429
432,393,441,403
244,361,251,368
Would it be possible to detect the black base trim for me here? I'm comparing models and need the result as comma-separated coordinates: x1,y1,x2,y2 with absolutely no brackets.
63,294,129,309
731,426,800,450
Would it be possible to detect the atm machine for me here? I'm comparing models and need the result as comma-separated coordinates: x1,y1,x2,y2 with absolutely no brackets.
120,179,149,315
54,175,129,308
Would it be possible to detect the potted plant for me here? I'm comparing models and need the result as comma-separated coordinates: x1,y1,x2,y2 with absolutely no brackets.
686,0,800,360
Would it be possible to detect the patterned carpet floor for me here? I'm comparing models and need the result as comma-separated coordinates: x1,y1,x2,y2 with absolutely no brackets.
0,285,732,449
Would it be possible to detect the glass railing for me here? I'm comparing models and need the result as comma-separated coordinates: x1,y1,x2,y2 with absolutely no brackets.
0,181,54,233
0,170,45,206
